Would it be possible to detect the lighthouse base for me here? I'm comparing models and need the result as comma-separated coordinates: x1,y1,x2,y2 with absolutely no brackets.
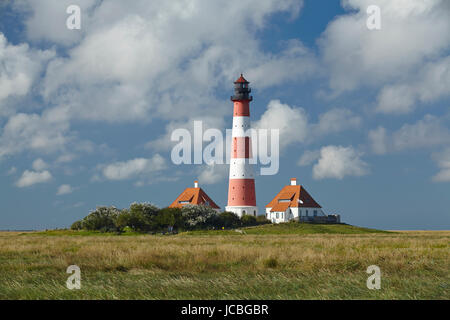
225,206,258,218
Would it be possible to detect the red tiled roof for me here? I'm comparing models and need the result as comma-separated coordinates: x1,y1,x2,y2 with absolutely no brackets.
235,74,249,83
270,202,291,212
266,184,321,211
169,187,220,209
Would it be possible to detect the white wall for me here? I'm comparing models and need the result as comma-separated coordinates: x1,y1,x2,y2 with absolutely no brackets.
266,207,326,224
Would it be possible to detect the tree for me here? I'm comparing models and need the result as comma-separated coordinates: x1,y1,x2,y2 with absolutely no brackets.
80,206,121,232
117,203,160,232
241,214,257,227
181,205,219,229
255,215,271,225
70,220,82,230
157,207,183,231
218,211,241,229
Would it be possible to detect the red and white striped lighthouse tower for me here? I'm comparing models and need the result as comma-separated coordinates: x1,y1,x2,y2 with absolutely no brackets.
225,74,258,217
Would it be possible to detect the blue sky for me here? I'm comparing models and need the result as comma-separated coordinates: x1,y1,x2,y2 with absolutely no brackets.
0,0,449,230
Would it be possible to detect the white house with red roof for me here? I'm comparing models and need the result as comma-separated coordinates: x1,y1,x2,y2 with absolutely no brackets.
265,178,340,224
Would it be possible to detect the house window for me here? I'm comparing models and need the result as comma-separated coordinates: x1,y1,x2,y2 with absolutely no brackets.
314,210,317,217
254,210,256,216
299,210,301,216
305,210,308,216
276,213,279,219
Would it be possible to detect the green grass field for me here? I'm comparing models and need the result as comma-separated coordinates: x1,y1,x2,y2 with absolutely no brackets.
0,223,448,299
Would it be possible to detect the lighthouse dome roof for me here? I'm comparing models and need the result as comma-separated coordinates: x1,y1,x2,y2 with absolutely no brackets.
234,74,249,83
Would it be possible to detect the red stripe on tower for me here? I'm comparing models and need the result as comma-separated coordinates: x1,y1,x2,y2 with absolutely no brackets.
226,74,258,217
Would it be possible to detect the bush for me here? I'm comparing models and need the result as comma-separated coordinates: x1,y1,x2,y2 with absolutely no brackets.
115,203,159,232
181,205,219,229
255,215,271,225
156,207,183,231
241,214,257,227
70,220,82,230
218,211,241,229
81,206,121,232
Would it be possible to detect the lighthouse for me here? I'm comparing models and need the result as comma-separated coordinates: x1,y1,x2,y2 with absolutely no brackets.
225,74,258,217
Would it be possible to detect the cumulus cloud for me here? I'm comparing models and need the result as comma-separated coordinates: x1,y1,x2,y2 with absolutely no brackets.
368,115,450,154
15,170,52,187
15,0,99,46
197,162,228,185
0,109,71,158
297,150,320,166
311,145,369,180
34,0,312,125
254,100,363,157
432,148,450,182
0,0,317,168
377,57,450,114
368,126,388,155
313,108,362,135
318,0,450,113
100,154,167,181
32,158,48,171
6,166,17,175
0,33,54,116
319,0,450,92
253,100,309,151
56,184,74,195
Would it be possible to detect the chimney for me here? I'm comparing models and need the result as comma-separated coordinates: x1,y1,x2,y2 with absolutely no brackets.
194,180,199,188
290,178,297,186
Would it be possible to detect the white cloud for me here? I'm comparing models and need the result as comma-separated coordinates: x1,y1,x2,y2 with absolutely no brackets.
32,158,48,171
197,162,228,185
3,0,316,164
254,99,309,151
15,0,99,46
0,109,71,158
55,153,76,164
318,0,450,100
15,170,52,187
377,57,450,114
33,0,312,125
254,101,363,158
297,150,320,166
101,154,167,181
0,33,54,116
312,145,369,180
368,126,388,155
147,115,226,152
56,184,74,195
314,108,362,135
368,115,450,154
432,148,450,182
6,166,17,175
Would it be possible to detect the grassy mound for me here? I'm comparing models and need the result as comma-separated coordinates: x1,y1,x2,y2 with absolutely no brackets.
243,222,389,235
180,222,389,236
29,222,389,237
